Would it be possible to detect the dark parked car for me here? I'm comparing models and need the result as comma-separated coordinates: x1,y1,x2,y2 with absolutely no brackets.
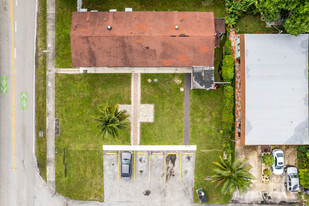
196,188,207,203
121,151,132,180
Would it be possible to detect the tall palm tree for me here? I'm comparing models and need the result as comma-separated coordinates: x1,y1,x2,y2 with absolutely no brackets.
94,105,129,138
211,155,254,195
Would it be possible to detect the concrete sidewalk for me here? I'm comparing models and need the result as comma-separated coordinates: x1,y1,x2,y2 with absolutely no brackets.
56,67,192,74
46,0,56,190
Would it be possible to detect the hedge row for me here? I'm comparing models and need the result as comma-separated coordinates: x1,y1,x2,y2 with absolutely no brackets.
223,85,234,131
222,55,235,82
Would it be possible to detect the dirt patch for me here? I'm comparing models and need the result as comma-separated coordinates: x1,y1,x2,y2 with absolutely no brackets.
166,154,176,182
91,97,98,106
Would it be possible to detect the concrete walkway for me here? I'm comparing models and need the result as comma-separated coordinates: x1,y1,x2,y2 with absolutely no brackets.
46,0,55,190
184,73,191,145
131,73,141,145
56,67,192,74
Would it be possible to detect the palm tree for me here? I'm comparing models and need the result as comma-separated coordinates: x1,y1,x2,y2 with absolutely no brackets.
211,155,254,195
94,105,129,138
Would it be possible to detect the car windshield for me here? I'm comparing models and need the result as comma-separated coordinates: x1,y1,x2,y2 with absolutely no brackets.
276,153,283,157
290,174,299,178
122,159,130,164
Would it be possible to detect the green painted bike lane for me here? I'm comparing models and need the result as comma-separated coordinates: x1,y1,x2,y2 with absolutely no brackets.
20,92,28,110
0,76,8,93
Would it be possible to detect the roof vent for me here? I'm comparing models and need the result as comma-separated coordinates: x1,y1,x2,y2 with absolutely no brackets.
107,26,112,30
175,25,179,30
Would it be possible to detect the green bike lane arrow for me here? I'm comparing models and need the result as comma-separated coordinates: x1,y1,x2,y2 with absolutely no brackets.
20,92,28,110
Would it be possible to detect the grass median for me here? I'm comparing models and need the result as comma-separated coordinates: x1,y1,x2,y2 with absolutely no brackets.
35,0,47,181
55,74,131,200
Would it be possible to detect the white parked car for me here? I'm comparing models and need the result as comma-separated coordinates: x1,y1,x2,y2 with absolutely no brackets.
271,149,284,175
285,166,299,192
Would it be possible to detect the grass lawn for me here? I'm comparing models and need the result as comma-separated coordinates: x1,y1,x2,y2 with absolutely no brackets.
35,0,47,181
55,0,75,68
306,194,309,202
83,0,225,17
55,0,225,68
235,14,280,34
55,74,131,200
190,87,231,203
141,74,184,145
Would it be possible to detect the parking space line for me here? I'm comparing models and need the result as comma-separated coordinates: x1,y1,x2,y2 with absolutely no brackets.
152,152,163,155
106,153,116,155
168,153,178,155
179,152,181,182
134,151,136,181
183,153,194,155
164,151,166,183
137,152,148,155
149,152,151,181
118,150,120,182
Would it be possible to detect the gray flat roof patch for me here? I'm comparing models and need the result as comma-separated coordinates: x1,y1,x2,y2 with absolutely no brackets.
191,66,214,89
244,34,309,145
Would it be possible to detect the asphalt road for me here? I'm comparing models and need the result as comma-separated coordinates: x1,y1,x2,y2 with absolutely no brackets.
0,0,37,205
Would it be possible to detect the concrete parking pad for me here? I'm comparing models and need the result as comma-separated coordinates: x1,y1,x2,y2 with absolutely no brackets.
232,146,299,204
103,146,196,204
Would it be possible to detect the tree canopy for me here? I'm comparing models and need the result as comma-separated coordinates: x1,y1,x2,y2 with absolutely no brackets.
254,0,309,35
212,155,254,195
94,105,129,138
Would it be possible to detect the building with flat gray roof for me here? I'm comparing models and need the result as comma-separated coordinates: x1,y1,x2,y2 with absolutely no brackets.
240,34,309,145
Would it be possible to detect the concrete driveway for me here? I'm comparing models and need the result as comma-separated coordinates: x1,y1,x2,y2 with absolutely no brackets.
231,146,299,204
103,148,196,205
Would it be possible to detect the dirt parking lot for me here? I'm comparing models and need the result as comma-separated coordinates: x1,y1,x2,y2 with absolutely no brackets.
103,150,195,204
231,146,299,204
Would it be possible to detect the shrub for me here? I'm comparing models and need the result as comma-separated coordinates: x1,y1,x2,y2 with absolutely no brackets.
263,169,271,176
262,154,274,167
222,142,232,156
222,84,234,132
222,110,234,131
224,40,232,55
299,169,309,188
222,55,235,82
224,85,234,101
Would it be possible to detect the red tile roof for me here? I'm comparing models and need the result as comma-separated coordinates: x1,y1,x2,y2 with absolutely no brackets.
71,12,215,67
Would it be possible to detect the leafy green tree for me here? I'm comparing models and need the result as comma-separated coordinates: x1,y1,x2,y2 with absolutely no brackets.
212,155,254,195
262,154,274,167
222,55,235,82
94,105,129,138
225,0,254,28
253,0,309,35
299,169,309,188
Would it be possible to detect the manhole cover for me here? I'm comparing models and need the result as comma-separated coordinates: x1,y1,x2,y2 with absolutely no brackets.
143,190,151,196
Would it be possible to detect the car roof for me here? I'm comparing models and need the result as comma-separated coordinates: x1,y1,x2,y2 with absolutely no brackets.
122,164,130,173
287,166,298,173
